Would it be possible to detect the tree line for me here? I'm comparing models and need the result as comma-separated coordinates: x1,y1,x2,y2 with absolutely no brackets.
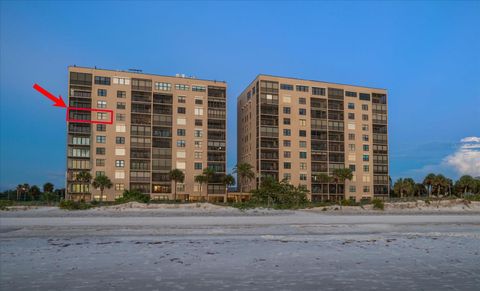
0,182,65,203
392,174,480,198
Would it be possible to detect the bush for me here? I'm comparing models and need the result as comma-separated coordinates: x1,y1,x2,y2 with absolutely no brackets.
247,177,309,209
115,190,150,204
40,192,59,204
372,198,384,210
0,200,13,210
59,200,92,210
465,194,480,201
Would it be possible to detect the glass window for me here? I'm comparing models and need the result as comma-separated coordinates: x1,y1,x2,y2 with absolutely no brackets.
284,151,291,158
362,104,369,111
96,136,106,143
194,162,203,170
96,124,106,132
175,84,190,91
312,87,325,96
300,152,307,159
97,89,107,97
283,129,291,136
117,91,126,98
348,113,355,120
97,101,107,108
155,82,171,91
116,137,125,144
346,91,357,97
192,85,206,92
359,93,371,101
348,103,355,109
299,97,306,105
283,140,291,147
177,140,186,147
296,85,309,92
280,84,293,90
94,76,111,85
283,107,291,114
178,107,186,114
115,160,125,168
299,108,306,115
283,118,291,125
284,162,291,169
96,147,105,155
177,129,186,136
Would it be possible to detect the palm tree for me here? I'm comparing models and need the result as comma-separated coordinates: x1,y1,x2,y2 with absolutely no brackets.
169,169,185,201
423,173,436,198
195,174,208,201
332,168,353,207
394,178,415,198
76,171,92,201
92,174,113,203
202,168,215,202
21,183,30,201
455,175,476,197
29,185,41,201
222,174,235,200
43,182,54,193
433,174,448,197
233,163,255,195
16,184,23,201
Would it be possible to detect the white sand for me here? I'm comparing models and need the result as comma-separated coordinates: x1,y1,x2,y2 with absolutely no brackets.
1,205,480,290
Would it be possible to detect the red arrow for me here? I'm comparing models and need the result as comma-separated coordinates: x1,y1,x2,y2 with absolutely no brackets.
33,83,67,108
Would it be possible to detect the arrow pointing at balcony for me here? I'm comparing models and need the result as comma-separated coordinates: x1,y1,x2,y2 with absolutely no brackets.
33,83,67,108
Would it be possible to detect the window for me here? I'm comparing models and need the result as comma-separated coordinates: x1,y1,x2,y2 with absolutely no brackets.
97,124,106,132
362,134,369,141
363,145,369,151
296,85,309,92
312,87,325,96
178,96,186,103
94,76,111,85
348,144,355,152
363,165,370,172
98,89,107,97
97,101,107,108
177,129,186,136
117,102,126,109
115,183,125,191
346,91,357,97
284,173,291,180
155,82,171,91
280,84,293,90
348,133,355,140
300,152,307,159
194,108,203,116
283,96,291,103
349,186,356,192
175,84,189,91
194,163,203,170
362,124,369,131
96,171,105,177
299,108,306,115
194,152,202,159
115,160,125,168
177,140,186,147
283,118,291,125
348,113,355,120
348,154,356,161
348,103,355,109
283,140,291,147
116,137,125,144
283,129,291,136
284,162,291,169
194,130,202,138
178,107,186,114
176,161,186,169
348,123,355,130
195,141,202,149
359,93,371,101
363,186,370,193
117,91,126,98
96,136,106,143
300,174,307,181
96,147,105,155
362,104,369,111
96,159,105,166
177,151,186,158
362,114,369,121
195,98,203,105
363,154,370,161
300,162,307,170
115,148,125,156
97,112,107,120
195,119,203,126
300,119,306,126
299,97,306,105
284,151,291,158
192,85,206,92
115,171,125,179
113,77,129,85
299,141,307,147
116,113,126,121
283,107,291,114
177,118,186,125
299,130,306,137
349,164,356,172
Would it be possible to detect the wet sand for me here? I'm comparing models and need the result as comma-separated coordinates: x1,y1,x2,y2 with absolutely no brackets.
1,209,479,290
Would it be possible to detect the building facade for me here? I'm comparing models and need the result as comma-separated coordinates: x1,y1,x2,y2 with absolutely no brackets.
237,75,388,202
67,67,227,202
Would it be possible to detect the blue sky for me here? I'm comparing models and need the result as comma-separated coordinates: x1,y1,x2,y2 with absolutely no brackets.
1,1,479,190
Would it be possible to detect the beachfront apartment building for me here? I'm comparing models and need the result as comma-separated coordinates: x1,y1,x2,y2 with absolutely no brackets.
237,75,389,202
66,66,227,202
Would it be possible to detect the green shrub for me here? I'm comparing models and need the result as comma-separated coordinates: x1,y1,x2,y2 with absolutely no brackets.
465,194,480,201
40,192,59,204
372,198,384,210
59,200,92,210
0,200,13,210
115,190,150,204
424,198,431,205
249,177,309,209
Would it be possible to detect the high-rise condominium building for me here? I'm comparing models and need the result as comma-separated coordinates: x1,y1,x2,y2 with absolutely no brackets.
237,75,388,202
67,67,227,202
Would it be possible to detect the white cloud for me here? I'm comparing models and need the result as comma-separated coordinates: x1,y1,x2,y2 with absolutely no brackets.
444,136,480,177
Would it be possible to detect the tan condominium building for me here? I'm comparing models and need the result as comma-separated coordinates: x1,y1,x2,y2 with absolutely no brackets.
237,75,389,202
67,66,227,202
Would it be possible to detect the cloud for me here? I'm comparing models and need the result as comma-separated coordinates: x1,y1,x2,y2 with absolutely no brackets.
444,136,480,177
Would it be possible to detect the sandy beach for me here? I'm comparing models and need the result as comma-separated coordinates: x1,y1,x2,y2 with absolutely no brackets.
1,204,480,290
